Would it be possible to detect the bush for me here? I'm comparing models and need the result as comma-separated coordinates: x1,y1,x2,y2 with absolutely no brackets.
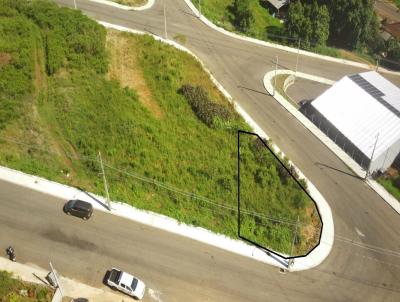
179,84,232,127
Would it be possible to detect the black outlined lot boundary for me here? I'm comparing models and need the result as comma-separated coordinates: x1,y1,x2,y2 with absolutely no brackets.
237,130,323,259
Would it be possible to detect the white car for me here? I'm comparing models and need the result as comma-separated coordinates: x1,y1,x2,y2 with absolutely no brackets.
106,268,146,300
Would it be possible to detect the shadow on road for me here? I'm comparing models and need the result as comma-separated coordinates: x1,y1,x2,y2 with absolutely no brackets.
76,187,110,210
315,162,363,180
237,85,270,96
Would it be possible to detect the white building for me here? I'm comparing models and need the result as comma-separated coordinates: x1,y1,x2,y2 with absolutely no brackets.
310,71,400,174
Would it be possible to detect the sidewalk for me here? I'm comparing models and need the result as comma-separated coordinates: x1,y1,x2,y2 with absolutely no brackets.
0,257,125,302
263,70,400,215
182,0,400,76
88,0,155,11
0,21,334,272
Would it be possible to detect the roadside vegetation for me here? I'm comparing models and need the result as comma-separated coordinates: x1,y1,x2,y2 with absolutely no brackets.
0,271,53,302
0,0,320,255
378,168,400,202
111,0,147,7
191,0,282,40
192,0,400,70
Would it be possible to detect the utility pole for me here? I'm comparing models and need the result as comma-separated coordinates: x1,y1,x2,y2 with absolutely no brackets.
295,39,300,78
288,216,299,269
365,133,379,179
199,0,202,18
375,57,380,72
98,151,111,210
49,262,64,298
164,0,168,39
73,0,77,9
273,55,278,96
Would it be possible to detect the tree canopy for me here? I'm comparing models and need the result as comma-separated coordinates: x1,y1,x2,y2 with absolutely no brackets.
286,1,330,48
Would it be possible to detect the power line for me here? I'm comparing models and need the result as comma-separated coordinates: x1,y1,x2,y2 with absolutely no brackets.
0,135,303,226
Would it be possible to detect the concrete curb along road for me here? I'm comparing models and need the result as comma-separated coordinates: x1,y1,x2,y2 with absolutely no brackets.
0,257,125,302
0,21,334,272
263,70,400,215
100,21,334,270
182,0,400,76
88,0,155,11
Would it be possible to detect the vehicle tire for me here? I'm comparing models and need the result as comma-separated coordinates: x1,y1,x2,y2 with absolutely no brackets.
67,211,71,215
83,216,87,221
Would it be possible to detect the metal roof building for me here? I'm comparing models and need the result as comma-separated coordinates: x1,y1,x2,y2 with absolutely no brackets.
264,0,289,10
310,71,400,174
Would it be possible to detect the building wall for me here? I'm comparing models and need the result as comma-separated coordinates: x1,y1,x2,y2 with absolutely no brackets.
305,104,400,174
370,137,400,173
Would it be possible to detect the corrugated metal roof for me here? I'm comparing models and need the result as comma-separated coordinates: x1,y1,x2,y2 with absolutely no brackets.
265,0,289,10
311,71,400,160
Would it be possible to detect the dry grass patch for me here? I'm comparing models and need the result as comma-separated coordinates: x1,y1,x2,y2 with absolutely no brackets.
106,30,163,118
0,52,11,66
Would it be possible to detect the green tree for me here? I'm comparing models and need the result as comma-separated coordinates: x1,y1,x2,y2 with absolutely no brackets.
310,2,330,46
286,1,329,48
385,38,400,70
232,0,254,33
323,0,378,49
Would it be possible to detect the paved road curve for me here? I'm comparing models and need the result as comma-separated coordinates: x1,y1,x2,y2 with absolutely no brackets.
3,0,400,301
375,0,400,22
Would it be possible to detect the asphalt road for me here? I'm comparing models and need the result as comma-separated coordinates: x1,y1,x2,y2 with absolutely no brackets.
375,0,400,22
2,0,400,301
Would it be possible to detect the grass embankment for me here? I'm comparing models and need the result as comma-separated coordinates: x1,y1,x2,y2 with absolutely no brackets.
191,0,376,65
0,0,320,255
192,0,282,40
378,169,400,202
393,0,400,9
111,0,147,7
0,271,53,302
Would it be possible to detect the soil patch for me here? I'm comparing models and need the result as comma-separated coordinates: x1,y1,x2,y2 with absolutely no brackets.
0,52,12,66
106,30,163,118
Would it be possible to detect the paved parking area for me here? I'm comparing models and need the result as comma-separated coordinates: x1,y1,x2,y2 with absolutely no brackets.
287,78,331,104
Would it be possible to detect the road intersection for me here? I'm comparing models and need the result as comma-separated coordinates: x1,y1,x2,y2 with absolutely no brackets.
1,0,400,301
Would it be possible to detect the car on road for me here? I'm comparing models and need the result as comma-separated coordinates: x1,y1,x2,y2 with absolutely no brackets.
106,268,146,300
63,199,93,220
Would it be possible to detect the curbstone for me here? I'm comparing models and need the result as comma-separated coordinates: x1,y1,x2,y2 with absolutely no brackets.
182,0,400,76
264,69,400,215
87,0,156,11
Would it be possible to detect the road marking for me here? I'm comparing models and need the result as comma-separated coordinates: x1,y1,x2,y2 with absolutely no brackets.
148,288,164,302
355,228,365,238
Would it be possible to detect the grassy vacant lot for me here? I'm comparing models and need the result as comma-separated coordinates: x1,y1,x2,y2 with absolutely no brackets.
111,0,147,7
191,0,282,40
190,0,377,65
393,0,400,9
0,0,320,255
378,171,400,202
0,271,53,302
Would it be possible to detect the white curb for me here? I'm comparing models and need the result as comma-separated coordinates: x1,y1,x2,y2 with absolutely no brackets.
182,0,400,76
264,70,400,215
0,257,125,301
88,0,155,11
1,21,334,271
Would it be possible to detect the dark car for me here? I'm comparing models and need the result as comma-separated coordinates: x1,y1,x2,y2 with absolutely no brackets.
63,199,93,220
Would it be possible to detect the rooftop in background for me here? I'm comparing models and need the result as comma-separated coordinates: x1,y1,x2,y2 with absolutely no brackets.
264,0,289,10
311,71,400,159
383,22,400,40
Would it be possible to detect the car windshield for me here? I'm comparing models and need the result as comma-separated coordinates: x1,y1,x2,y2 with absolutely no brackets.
131,278,138,290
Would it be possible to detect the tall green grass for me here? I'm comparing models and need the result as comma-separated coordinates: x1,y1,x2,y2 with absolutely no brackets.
0,0,321,255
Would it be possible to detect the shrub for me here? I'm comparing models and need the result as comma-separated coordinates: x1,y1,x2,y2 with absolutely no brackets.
179,84,232,127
